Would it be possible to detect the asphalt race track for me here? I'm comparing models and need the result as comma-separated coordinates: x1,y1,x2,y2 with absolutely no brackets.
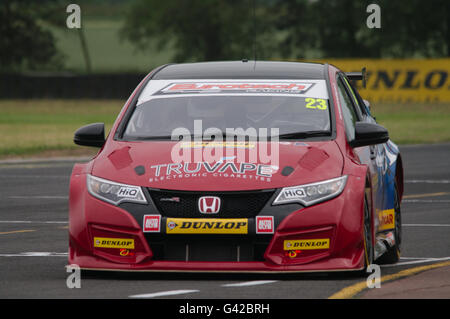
0,144,449,299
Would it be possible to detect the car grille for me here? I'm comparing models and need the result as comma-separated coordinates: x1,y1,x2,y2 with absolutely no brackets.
148,188,275,218
147,236,270,262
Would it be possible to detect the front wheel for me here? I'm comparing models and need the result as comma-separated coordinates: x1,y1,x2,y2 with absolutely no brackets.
363,193,374,268
353,193,374,277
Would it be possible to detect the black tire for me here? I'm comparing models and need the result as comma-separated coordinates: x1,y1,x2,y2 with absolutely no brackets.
363,192,374,268
353,192,374,277
377,181,402,264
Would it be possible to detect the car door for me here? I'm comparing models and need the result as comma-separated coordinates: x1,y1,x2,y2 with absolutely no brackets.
338,74,388,233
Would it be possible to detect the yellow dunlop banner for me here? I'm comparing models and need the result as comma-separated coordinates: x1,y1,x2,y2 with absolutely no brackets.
310,59,450,103
166,218,248,234
283,239,330,250
93,237,135,249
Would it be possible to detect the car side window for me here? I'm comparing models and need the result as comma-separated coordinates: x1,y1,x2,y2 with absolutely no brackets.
336,76,358,141
342,76,368,117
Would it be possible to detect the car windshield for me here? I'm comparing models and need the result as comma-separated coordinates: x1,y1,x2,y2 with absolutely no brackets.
123,95,331,140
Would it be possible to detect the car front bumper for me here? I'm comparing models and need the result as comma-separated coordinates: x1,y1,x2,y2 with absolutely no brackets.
68,174,366,273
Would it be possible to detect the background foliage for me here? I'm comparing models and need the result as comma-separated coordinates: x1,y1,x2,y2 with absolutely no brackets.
1,0,448,73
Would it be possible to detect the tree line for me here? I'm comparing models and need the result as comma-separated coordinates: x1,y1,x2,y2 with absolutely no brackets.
1,0,448,71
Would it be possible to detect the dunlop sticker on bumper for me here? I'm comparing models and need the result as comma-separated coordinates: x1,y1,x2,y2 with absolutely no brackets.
378,209,395,231
283,239,330,250
93,237,135,249
166,218,248,234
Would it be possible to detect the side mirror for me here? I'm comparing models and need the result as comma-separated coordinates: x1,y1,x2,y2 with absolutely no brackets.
350,122,389,148
74,123,105,147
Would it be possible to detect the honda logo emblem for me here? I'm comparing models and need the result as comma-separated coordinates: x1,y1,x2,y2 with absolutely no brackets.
198,196,221,214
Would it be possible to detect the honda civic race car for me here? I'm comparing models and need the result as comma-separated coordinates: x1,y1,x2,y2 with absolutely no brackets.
69,61,403,273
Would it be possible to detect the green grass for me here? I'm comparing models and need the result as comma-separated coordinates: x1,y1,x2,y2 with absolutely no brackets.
0,100,449,159
372,103,450,144
0,100,123,157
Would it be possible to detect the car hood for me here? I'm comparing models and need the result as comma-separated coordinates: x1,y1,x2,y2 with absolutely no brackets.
91,140,344,191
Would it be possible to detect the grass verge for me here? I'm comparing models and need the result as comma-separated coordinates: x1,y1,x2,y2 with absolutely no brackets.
372,102,450,144
0,99,123,158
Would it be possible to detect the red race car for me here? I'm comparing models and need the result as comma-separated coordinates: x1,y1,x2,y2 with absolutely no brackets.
69,61,403,273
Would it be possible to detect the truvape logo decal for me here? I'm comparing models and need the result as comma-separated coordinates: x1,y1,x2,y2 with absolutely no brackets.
148,161,277,183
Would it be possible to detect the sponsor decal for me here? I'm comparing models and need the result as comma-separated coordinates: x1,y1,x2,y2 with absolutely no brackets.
167,220,178,230
198,196,221,214
93,237,135,249
280,188,306,200
119,249,134,257
378,209,395,231
117,187,140,198
305,97,328,110
149,162,276,183
166,218,248,234
160,197,180,202
256,216,274,234
283,239,330,250
285,250,302,258
156,82,315,95
143,215,161,233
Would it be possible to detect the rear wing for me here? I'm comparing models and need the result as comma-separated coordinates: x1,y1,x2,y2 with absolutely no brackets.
345,67,367,88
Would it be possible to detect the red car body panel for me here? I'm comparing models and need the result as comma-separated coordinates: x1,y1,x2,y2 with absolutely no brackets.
68,63,378,273
69,172,366,272
90,141,343,191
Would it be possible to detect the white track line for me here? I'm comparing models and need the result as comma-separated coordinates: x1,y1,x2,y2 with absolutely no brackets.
0,175,66,178
8,196,68,199
0,252,68,257
405,180,450,184
0,220,67,224
381,256,450,268
221,280,278,287
403,224,450,227
129,290,199,299
403,199,450,203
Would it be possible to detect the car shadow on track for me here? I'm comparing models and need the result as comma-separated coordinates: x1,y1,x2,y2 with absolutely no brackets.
80,269,366,282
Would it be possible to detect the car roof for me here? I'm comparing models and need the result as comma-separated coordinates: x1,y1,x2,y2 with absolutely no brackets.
152,60,327,80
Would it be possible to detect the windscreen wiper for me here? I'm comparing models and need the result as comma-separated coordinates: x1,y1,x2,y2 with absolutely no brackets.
131,135,180,141
131,133,244,141
274,130,331,140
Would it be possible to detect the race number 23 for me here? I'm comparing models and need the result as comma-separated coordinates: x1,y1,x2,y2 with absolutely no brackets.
305,98,327,110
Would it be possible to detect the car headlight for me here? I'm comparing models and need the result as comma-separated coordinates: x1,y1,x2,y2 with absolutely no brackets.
87,174,147,205
273,175,347,207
